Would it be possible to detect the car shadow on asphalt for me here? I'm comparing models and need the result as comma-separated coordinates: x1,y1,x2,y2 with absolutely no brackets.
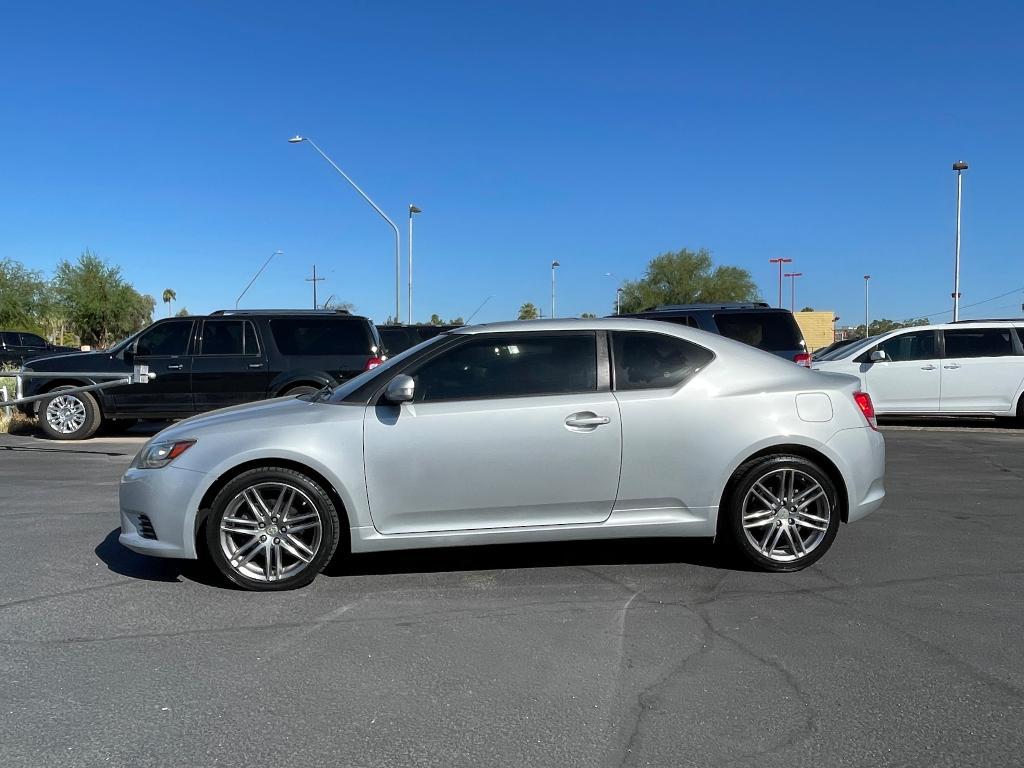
326,536,743,579
94,528,220,586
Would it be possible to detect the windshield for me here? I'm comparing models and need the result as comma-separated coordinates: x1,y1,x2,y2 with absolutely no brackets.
103,331,142,352
817,336,878,361
319,334,450,403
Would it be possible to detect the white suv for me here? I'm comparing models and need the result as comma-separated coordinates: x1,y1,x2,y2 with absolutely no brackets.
812,320,1024,421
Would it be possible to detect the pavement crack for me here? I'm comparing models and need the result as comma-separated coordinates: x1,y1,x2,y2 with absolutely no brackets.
0,578,138,611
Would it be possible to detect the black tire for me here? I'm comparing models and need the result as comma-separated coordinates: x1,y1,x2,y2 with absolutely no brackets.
282,385,320,397
204,466,341,591
721,454,841,572
37,386,102,440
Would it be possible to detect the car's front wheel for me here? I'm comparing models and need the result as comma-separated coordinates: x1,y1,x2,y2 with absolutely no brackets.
38,386,102,440
722,455,840,572
205,467,341,590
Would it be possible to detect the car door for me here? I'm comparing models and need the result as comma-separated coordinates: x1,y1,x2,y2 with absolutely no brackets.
859,330,940,413
112,319,196,414
191,320,269,411
362,332,622,534
17,333,51,361
939,327,1024,413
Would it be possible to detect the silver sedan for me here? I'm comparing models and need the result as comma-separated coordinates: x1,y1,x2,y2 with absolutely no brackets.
119,319,886,590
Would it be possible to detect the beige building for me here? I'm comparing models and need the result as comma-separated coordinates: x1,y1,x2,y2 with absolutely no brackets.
794,311,836,352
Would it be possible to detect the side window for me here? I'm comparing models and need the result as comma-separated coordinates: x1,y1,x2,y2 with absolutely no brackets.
244,321,260,355
663,316,699,329
944,328,1016,358
270,319,369,355
135,321,193,357
612,331,714,390
409,334,597,402
0,332,15,346
200,320,245,355
878,331,937,362
19,333,48,347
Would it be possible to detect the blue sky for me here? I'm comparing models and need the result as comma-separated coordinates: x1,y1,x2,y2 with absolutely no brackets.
2,1,1022,326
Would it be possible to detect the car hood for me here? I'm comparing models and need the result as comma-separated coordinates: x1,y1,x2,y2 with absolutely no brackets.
19,349,112,369
153,395,360,443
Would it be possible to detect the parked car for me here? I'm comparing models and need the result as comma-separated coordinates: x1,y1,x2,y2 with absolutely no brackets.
811,320,1024,421
17,309,384,440
616,303,811,365
0,331,78,367
118,318,886,591
813,336,867,361
376,323,456,356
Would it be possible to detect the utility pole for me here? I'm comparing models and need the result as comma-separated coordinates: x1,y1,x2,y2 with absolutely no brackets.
306,265,326,310
769,258,792,307
863,275,871,338
952,160,969,321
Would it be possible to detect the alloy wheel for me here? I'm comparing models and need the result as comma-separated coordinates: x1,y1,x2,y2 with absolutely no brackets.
741,467,831,562
45,395,87,435
219,482,324,583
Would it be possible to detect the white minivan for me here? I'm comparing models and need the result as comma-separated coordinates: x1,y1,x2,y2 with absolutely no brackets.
812,320,1024,421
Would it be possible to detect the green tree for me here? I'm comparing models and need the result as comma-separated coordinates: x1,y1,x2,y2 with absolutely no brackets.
580,312,597,319
0,259,46,331
518,302,540,320
617,248,759,314
429,313,444,326
175,307,190,317
850,317,930,338
801,306,815,312
162,288,176,317
448,316,465,326
53,251,155,347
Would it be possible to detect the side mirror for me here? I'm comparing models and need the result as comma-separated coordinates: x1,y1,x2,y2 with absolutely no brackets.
383,374,415,404
870,350,888,362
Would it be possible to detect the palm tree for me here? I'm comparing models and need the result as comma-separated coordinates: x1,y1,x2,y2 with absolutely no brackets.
517,302,539,320
162,288,176,317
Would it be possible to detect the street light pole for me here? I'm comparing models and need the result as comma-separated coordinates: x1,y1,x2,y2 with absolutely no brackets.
289,136,401,323
784,272,803,312
551,260,560,318
952,160,969,321
235,250,283,309
408,205,421,325
863,275,871,338
769,258,792,307
616,287,623,316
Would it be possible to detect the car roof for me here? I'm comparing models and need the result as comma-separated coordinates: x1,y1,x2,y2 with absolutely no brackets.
625,302,777,313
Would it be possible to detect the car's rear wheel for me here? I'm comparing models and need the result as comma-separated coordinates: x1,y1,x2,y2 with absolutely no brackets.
282,385,320,397
205,467,341,591
722,455,840,572
37,386,102,440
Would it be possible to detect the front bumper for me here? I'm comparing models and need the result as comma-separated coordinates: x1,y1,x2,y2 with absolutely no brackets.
119,464,207,559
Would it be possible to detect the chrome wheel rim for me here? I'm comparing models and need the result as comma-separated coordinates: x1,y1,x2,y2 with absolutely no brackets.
45,394,87,434
219,482,323,583
742,468,831,562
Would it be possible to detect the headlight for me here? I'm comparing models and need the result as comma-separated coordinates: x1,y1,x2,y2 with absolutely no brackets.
137,439,196,469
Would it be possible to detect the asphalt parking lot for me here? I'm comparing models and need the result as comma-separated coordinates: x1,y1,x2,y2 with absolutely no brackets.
1,423,1022,767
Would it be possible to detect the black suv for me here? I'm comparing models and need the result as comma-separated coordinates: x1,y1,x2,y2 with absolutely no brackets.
18,309,383,440
376,324,457,356
0,331,78,367
617,303,810,364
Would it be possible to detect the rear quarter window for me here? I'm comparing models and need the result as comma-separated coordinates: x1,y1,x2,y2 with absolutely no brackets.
713,312,803,352
270,318,371,356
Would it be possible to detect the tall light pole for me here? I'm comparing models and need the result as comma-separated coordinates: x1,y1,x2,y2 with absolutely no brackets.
551,260,560,318
769,258,792,307
616,287,624,316
952,160,969,321
784,272,803,312
408,205,421,325
289,136,401,323
235,250,283,309
863,275,871,338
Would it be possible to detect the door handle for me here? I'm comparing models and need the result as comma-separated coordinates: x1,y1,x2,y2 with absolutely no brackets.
920,364,936,370
565,413,611,428
943,364,961,370
166,364,183,370
248,363,264,369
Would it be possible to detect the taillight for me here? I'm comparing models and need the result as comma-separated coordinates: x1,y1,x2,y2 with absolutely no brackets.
793,352,812,367
365,356,384,371
853,391,878,430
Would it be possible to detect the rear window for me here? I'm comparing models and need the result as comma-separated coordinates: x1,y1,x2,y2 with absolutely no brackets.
713,311,803,352
270,318,370,356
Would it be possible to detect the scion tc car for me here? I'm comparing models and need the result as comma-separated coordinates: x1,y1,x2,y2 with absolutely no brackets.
119,319,886,590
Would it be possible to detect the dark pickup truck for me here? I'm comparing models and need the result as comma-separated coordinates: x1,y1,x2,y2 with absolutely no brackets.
18,309,384,440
